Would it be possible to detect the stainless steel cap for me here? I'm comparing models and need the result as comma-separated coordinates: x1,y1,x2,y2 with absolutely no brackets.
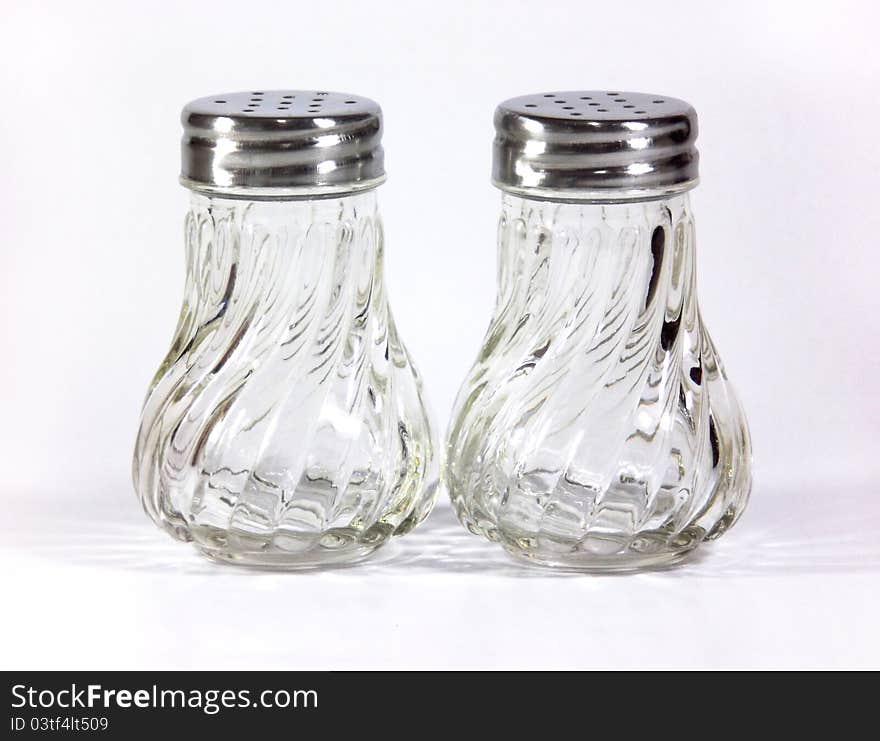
180,90,384,198
492,91,699,202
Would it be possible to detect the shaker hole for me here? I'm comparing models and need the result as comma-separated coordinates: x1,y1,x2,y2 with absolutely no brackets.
653,99,665,103
588,102,600,106
344,100,357,103
579,96,592,99
623,104,635,108
597,108,608,112
607,91,619,95
524,103,536,107
562,106,574,110
543,93,555,97
614,98,627,102
635,109,646,114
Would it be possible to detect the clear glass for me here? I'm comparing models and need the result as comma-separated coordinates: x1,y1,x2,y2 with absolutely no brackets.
446,193,752,571
133,190,438,568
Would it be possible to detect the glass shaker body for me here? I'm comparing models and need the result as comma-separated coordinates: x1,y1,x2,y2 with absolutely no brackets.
446,92,752,570
133,91,438,567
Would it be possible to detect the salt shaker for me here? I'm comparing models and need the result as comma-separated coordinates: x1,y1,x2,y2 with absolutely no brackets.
446,91,752,570
133,90,438,567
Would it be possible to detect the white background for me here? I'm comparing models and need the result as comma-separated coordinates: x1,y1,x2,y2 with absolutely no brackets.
2,0,879,669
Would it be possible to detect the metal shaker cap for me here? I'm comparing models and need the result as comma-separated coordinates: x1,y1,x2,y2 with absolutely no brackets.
492,91,699,202
180,90,384,198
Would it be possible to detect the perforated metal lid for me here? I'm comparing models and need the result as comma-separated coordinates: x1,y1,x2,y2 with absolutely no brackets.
180,90,384,198
492,91,699,202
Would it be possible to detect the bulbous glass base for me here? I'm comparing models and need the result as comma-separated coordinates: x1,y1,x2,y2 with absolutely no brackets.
133,191,438,568
446,193,752,571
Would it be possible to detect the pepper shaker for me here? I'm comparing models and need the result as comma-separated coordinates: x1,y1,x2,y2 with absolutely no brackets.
133,90,438,568
446,91,752,570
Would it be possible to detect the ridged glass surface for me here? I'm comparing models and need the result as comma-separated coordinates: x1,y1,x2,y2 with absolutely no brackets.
446,193,751,570
133,191,438,568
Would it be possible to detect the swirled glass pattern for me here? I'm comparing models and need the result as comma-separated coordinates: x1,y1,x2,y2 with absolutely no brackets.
134,191,438,567
446,193,751,570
